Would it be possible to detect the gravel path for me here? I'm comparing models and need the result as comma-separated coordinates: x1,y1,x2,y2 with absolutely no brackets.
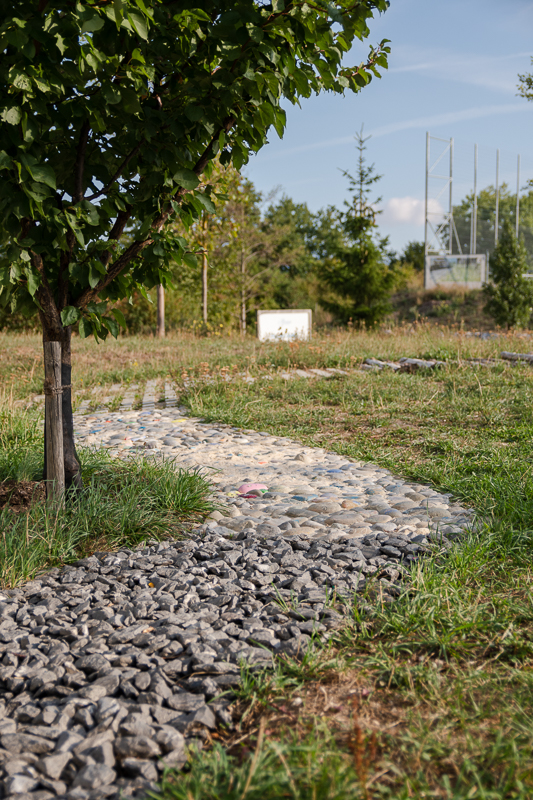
0,405,476,800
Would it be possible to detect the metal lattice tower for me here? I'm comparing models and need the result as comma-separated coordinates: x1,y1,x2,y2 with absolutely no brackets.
424,133,460,258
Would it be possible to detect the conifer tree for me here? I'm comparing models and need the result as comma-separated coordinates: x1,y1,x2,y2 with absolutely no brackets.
483,221,533,329
318,128,399,327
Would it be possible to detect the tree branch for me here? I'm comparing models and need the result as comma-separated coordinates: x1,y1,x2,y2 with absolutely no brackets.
100,207,133,266
86,142,144,201
75,116,236,310
74,121,90,203
31,252,62,336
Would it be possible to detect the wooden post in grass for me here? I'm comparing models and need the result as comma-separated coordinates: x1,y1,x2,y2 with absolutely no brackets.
43,341,65,505
202,212,208,325
202,249,208,324
156,285,165,338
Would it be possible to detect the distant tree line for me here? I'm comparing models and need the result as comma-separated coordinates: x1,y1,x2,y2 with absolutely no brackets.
8,135,533,334
1,129,421,334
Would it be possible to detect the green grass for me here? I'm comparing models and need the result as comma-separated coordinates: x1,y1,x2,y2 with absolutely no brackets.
4,330,533,796
0,389,43,481
0,325,529,406
153,727,376,800
0,396,215,588
148,356,533,799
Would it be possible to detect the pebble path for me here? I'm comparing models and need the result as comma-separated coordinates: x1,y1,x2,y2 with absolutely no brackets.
0,392,476,800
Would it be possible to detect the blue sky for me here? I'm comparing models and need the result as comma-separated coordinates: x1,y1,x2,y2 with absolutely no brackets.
244,0,533,253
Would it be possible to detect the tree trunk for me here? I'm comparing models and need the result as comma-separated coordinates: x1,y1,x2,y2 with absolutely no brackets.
43,341,65,504
156,285,165,338
43,325,82,492
61,326,83,490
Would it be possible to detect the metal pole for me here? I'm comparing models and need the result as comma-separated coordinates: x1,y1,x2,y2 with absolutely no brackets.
424,131,429,288
516,153,521,239
495,148,500,246
470,143,478,255
449,137,453,254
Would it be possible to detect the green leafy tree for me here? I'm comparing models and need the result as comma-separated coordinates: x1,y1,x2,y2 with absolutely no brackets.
252,195,317,312
483,221,533,329
0,0,390,489
318,128,400,326
450,185,533,262
398,240,425,273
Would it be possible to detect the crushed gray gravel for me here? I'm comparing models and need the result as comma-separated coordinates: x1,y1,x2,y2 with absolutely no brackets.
0,408,477,799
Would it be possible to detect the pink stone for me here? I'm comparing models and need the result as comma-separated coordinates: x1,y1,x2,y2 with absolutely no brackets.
238,483,268,495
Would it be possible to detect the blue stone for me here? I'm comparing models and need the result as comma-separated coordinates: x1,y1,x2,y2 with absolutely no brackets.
327,469,343,473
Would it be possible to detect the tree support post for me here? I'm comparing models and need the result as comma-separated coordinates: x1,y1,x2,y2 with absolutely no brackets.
202,212,208,325
156,285,165,338
202,249,208,324
43,341,65,505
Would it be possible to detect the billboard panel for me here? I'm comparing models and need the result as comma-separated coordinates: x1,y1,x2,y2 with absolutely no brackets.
257,309,312,341
425,254,486,289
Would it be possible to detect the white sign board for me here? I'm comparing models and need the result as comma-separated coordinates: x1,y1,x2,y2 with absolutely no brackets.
425,254,487,290
257,309,312,341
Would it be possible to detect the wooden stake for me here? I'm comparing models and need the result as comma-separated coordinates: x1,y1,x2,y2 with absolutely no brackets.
156,285,165,338
202,212,208,324
202,249,208,324
43,341,65,505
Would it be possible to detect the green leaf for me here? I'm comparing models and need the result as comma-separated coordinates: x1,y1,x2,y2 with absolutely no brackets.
2,107,22,126
113,0,124,28
0,151,11,170
173,169,200,190
128,11,148,40
24,182,51,203
22,40,36,60
33,77,50,92
88,263,103,288
85,51,100,72
120,87,142,114
102,84,121,104
80,200,100,226
183,253,198,269
30,164,56,190
111,307,127,329
69,261,89,285
79,317,93,339
184,106,203,122
102,315,119,338
55,34,67,54
26,270,40,297
61,305,81,326
81,15,105,33
86,300,107,315
6,29,27,48
194,192,216,214
12,71,31,91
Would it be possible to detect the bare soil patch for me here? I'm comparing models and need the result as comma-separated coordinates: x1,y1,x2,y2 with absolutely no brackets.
0,479,45,512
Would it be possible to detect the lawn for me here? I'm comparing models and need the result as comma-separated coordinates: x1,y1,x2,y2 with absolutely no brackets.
163,329,533,800
0,324,528,405
3,326,533,798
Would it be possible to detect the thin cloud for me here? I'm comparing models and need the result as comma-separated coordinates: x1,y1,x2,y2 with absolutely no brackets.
391,51,531,74
256,103,532,161
388,48,532,94
380,197,443,227
369,103,530,138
